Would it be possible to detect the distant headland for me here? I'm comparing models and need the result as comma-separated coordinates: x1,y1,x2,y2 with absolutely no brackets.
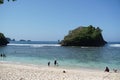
0,33,9,46
61,25,107,47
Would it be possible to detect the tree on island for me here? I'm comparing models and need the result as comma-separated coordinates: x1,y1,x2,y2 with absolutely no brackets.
0,0,16,4
61,25,107,47
0,33,9,46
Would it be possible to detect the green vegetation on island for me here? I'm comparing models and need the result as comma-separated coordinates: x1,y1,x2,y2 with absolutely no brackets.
61,25,107,47
0,33,9,46
0,0,16,4
0,0,3,4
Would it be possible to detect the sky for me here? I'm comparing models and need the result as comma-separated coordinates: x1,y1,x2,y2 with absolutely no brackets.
0,0,120,42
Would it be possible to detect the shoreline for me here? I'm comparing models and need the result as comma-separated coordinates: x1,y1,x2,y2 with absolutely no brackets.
0,60,105,71
0,61,120,80
0,60,118,71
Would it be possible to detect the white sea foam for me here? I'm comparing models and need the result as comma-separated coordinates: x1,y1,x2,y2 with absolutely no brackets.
30,44,61,47
81,47,89,48
109,44,120,47
7,43,61,47
8,44,30,46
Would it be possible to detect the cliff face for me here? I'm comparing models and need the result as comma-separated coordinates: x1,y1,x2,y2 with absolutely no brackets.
61,25,107,47
0,33,9,46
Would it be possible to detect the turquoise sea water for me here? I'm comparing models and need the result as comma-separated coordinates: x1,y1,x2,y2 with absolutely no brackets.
0,41,120,70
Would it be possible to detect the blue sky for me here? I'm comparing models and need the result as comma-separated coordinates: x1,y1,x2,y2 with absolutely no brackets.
0,0,120,41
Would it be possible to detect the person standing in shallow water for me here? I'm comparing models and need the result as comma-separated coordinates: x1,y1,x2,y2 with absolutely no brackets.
54,60,58,66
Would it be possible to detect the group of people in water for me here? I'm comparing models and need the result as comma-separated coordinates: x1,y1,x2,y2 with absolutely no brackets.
48,60,66,73
0,53,6,57
48,60,58,67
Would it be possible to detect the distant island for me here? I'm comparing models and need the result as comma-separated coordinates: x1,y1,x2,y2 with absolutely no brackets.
0,33,9,46
20,39,26,42
61,25,107,47
19,39,31,42
6,38,15,42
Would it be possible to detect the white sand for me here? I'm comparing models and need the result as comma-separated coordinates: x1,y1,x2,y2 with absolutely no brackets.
0,62,120,80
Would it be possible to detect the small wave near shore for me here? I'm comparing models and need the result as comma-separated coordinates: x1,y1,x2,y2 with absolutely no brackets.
7,43,61,47
109,44,120,47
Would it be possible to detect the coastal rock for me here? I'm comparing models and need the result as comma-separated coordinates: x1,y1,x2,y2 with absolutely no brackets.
61,25,107,47
0,33,9,46
0,0,3,4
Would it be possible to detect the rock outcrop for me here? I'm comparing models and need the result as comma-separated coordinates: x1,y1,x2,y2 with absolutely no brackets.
0,33,9,46
61,25,107,47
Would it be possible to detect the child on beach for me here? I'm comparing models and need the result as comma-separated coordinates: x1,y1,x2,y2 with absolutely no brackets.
48,62,50,66
104,66,109,72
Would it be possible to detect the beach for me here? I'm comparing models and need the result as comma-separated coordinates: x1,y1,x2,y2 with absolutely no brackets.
0,62,120,80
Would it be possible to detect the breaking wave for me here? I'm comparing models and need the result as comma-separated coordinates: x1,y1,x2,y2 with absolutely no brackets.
109,44,120,47
7,43,61,47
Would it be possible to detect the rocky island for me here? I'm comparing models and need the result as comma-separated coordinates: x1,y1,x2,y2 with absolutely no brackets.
61,25,107,47
0,33,9,46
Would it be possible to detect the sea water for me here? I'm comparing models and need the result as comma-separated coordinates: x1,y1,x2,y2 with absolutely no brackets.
0,41,120,70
